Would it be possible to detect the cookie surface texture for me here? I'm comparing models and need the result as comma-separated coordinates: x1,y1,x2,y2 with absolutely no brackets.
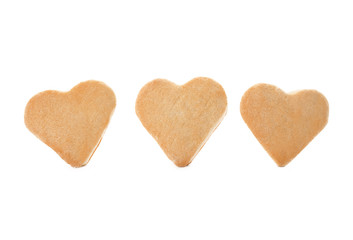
25,80,116,167
136,77,227,167
240,83,329,167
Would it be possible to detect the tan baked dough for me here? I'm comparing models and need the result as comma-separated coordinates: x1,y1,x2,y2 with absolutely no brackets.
25,80,116,167
135,77,227,167
240,83,329,167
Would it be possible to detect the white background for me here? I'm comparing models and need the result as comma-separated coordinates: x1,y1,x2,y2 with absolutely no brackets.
0,0,352,239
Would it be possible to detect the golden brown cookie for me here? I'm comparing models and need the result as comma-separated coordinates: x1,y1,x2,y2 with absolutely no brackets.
25,80,116,167
136,77,227,167
240,83,329,167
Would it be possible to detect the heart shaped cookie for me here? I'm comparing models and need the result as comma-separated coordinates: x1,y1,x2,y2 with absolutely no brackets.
240,83,329,167
25,80,116,167
135,77,227,167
